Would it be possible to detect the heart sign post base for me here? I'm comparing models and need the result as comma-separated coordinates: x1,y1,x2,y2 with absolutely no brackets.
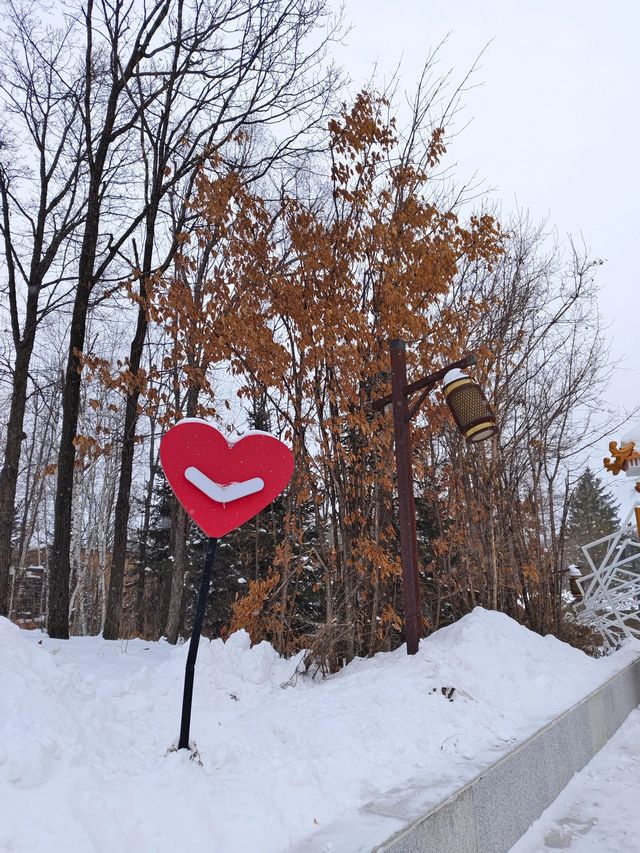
160,420,294,752
178,536,218,751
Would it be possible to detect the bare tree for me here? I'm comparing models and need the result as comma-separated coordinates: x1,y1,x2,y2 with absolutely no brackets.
42,0,339,638
0,5,87,613
420,216,620,637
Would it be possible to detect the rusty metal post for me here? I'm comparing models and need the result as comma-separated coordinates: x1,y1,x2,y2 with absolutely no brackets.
389,339,421,654
372,344,481,655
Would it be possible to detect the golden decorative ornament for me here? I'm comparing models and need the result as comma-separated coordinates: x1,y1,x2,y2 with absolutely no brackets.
603,440,637,475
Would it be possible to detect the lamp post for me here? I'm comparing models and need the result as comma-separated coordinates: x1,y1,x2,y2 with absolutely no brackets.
372,339,497,655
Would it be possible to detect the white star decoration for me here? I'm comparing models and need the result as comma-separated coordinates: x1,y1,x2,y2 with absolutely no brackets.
576,506,640,649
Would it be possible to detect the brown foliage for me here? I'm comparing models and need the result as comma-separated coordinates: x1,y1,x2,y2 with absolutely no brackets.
215,92,503,660
223,573,284,647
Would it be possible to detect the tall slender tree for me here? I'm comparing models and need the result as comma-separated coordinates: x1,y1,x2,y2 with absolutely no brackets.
0,6,87,614
44,0,339,638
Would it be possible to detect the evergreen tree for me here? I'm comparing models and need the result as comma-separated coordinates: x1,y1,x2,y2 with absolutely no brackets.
565,468,620,566
135,473,174,638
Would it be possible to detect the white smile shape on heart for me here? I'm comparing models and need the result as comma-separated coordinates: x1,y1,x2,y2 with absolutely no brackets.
184,466,265,505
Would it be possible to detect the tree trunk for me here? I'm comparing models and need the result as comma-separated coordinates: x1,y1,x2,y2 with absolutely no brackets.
48,263,93,637
165,504,188,644
103,191,160,638
102,338,145,639
163,381,201,644
0,342,36,614
135,425,158,635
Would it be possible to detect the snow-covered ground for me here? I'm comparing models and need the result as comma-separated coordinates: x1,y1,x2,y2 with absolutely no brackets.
1,608,639,853
510,708,640,852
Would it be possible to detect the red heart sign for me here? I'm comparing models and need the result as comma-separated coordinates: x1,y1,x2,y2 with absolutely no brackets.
159,420,294,538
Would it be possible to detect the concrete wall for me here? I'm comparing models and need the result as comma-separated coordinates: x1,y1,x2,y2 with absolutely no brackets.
376,657,640,853
290,657,640,853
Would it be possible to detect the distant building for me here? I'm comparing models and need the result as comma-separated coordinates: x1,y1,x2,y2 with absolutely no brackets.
9,561,46,627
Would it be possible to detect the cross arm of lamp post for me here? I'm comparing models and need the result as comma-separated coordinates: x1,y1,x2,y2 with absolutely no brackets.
371,351,478,417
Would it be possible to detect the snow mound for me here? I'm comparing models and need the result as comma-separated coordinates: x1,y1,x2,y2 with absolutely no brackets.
162,629,305,692
1,609,638,853
421,608,605,721
0,618,77,791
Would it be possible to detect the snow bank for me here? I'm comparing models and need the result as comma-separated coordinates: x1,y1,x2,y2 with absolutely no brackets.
1,609,638,853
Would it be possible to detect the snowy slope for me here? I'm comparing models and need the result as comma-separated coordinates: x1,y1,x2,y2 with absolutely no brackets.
1,609,638,853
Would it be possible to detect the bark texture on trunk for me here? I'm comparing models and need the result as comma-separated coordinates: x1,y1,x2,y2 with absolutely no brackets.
103,204,158,638
0,344,33,614
48,277,92,638
165,504,188,644
103,377,144,639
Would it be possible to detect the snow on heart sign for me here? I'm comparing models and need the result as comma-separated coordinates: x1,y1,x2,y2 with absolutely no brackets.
159,419,294,538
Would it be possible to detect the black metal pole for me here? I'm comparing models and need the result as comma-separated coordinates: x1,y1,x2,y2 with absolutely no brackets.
178,536,218,750
389,339,421,655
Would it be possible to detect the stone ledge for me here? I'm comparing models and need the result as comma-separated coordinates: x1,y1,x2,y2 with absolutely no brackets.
289,657,640,853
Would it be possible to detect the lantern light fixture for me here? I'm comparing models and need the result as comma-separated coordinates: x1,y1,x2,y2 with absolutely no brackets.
442,368,498,443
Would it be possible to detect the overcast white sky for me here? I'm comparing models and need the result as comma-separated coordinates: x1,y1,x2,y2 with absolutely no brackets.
334,0,640,514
